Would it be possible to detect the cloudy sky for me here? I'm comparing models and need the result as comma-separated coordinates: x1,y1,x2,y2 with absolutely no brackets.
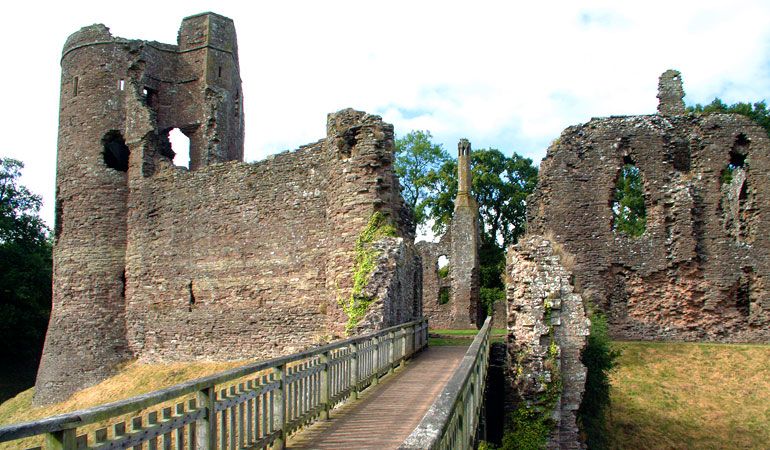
2,0,769,227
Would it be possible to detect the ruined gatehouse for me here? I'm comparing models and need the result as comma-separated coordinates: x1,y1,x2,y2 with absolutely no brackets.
527,70,770,343
35,13,421,405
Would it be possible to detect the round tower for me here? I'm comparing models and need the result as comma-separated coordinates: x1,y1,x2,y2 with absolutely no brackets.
34,24,133,405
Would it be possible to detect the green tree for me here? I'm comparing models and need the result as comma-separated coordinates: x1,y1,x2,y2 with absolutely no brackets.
612,164,646,237
424,148,538,249
423,148,538,314
687,98,770,136
394,130,452,226
0,158,52,369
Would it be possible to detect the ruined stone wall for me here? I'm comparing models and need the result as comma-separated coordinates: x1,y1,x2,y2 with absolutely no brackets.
507,235,590,450
35,12,419,405
527,71,770,343
417,139,481,329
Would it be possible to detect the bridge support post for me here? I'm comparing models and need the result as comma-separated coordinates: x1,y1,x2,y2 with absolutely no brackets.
195,386,216,450
320,351,330,420
349,342,359,400
372,336,380,385
44,429,76,450
272,365,287,450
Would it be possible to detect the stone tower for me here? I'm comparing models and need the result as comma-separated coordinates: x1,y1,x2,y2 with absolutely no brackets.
450,139,482,327
35,12,245,405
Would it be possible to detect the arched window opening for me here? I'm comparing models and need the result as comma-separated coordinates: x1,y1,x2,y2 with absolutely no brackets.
102,131,130,172
169,128,190,169
437,255,450,279
722,150,746,185
611,159,646,237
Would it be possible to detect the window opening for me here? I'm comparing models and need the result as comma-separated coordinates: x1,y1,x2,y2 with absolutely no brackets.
119,79,125,91
611,159,646,237
439,287,451,305
73,76,79,97
722,150,746,185
168,128,190,168
102,130,130,172
142,87,158,107
218,66,222,77
437,255,450,279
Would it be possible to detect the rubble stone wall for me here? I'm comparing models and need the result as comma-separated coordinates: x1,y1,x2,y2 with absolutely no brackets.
35,13,418,405
527,71,770,343
507,235,590,450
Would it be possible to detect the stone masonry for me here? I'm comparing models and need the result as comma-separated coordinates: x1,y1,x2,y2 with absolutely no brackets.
417,139,482,329
527,70,770,343
35,13,420,405
507,235,590,450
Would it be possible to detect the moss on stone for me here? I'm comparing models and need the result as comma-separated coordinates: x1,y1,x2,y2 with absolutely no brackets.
338,212,397,334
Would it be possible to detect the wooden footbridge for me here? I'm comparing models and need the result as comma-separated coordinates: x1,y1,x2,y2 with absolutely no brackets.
0,318,492,450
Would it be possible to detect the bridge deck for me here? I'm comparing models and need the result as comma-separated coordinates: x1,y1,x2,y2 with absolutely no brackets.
285,346,467,450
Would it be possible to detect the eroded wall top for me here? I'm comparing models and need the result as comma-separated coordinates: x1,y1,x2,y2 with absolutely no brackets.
527,70,770,343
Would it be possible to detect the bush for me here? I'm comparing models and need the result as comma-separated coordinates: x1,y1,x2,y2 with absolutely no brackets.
578,305,621,449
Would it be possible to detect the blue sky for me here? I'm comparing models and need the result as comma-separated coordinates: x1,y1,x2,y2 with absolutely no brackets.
2,0,769,227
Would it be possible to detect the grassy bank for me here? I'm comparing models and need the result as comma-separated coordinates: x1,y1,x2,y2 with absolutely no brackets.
0,360,251,449
608,341,770,449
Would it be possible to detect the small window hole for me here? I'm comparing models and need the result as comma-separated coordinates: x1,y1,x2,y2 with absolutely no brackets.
73,76,79,97
102,130,130,172
119,79,125,91
169,128,190,168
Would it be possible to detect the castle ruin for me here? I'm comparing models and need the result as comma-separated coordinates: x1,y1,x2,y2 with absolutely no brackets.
527,70,770,343
417,139,482,329
35,13,421,405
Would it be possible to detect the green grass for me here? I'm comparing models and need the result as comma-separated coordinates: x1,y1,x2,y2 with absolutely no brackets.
608,341,770,450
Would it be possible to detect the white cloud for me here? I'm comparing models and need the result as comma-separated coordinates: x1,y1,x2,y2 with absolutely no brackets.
1,0,769,227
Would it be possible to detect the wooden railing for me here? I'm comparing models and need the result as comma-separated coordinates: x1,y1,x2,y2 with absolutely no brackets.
398,316,491,450
0,318,428,450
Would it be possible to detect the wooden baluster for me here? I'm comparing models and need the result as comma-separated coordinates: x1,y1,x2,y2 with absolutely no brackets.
187,398,197,450
147,411,158,450
131,416,142,450
388,330,396,374
272,365,287,450
196,387,215,450
349,342,359,400
320,351,330,420
44,429,76,450
161,407,172,450
246,380,254,445
94,427,107,445
174,402,185,450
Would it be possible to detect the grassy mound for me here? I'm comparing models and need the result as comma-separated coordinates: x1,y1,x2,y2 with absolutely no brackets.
608,341,770,449
0,359,251,449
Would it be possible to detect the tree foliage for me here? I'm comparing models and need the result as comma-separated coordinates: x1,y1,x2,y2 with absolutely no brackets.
423,148,539,250
687,98,770,136
394,130,452,226
612,164,646,237
0,158,52,366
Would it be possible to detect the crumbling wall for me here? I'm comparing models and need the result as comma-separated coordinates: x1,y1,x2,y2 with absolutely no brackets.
417,139,482,329
507,235,590,450
35,12,419,405
528,70,770,343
